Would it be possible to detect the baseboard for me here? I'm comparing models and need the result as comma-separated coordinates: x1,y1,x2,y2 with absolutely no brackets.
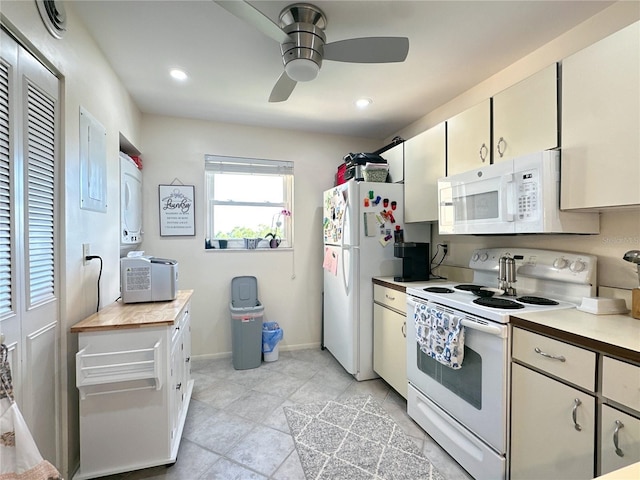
191,342,323,361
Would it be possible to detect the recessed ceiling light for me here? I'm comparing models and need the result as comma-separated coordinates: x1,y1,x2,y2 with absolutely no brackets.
170,69,188,81
356,98,372,109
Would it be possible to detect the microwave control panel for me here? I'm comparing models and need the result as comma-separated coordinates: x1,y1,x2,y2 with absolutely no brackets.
516,169,539,220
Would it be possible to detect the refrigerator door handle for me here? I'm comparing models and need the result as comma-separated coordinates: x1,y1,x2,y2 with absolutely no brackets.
340,195,351,296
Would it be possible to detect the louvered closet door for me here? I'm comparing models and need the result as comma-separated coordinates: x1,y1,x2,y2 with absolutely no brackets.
0,29,59,466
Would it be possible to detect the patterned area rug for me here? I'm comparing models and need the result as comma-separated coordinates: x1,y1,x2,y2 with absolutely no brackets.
283,395,444,480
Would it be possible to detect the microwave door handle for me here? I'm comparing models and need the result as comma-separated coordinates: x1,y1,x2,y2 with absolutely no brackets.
504,174,516,222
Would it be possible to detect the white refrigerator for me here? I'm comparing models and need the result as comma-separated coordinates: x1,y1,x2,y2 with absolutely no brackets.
322,180,404,380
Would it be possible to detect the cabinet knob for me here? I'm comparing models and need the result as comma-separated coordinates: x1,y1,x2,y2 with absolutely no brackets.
479,143,488,162
497,137,507,158
176,382,182,391
185,356,190,363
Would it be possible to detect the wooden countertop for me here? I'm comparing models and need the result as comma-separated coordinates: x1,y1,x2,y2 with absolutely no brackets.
71,290,193,333
512,308,640,363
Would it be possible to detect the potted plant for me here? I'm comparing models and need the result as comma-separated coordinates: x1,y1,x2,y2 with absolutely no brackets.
266,209,291,248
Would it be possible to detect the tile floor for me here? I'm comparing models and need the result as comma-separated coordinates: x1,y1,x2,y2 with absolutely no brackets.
106,348,473,479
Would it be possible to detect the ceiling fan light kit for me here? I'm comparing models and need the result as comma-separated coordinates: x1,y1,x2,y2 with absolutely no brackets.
216,1,410,102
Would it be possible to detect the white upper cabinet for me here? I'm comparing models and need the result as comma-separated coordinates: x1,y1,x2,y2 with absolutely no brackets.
492,63,558,163
561,21,640,210
447,99,491,175
384,143,404,183
404,122,446,223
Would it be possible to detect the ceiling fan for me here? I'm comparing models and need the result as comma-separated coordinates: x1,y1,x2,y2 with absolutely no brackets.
215,1,410,102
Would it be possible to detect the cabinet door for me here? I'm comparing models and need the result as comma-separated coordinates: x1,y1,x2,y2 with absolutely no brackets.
373,303,407,398
561,21,640,209
493,63,558,163
600,405,640,476
404,122,446,222
511,363,595,480
385,143,404,183
447,99,491,175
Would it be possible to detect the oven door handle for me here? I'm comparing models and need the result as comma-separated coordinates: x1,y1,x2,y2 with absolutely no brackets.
407,297,506,338
460,318,504,336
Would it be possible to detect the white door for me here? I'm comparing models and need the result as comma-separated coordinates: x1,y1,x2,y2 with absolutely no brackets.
0,29,60,466
323,244,358,374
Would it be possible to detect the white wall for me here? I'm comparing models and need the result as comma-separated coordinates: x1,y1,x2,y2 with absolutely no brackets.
139,114,378,357
1,2,142,477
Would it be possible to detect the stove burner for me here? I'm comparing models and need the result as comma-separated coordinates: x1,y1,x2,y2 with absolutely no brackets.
454,284,484,292
516,296,559,306
424,287,454,294
473,297,525,309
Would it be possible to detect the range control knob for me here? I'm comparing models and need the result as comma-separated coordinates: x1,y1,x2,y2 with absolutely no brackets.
553,258,569,269
479,252,489,262
472,253,480,262
569,260,586,273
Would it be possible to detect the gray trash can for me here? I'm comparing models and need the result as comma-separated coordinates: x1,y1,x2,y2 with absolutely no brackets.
230,276,264,370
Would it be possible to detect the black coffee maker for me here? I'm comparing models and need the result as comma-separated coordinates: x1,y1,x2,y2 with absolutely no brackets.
393,242,430,282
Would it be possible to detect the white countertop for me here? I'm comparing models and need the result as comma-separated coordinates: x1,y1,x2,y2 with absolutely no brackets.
373,276,447,291
512,308,640,361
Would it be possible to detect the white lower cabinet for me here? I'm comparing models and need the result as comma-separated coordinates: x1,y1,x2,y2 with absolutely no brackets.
600,405,640,475
510,327,596,479
510,363,595,479
373,284,407,398
600,356,640,475
511,326,640,479
73,295,193,479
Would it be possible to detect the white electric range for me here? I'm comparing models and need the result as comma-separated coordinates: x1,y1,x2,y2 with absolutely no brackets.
405,247,597,480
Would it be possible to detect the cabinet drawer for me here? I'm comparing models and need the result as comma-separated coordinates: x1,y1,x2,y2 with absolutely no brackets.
602,357,640,412
512,327,596,391
373,285,406,313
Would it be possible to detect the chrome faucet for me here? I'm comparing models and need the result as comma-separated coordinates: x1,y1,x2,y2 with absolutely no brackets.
499,255,517,296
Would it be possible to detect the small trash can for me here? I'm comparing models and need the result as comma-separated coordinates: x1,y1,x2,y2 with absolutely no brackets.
262,321,283,362
230,276,264,370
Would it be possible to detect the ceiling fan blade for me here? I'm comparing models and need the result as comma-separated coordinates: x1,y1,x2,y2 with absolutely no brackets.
324,37,409,63
269,72,297,102
214,0,291,44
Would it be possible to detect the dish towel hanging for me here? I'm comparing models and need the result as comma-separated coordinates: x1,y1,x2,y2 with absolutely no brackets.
414,302,466,369
1,343,62,480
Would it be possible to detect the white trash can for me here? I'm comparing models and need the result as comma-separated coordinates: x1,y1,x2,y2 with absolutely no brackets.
263,344,279,362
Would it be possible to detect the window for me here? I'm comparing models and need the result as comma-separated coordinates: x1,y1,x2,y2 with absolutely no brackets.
205,155,293,249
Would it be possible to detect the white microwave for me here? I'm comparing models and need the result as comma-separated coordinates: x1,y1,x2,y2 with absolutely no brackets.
437,150,599,235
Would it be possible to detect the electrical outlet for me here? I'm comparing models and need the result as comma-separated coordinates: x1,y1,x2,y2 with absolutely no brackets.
82,243,91,265
441,242,449,256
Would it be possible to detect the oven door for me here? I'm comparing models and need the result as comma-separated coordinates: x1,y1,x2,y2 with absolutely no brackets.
438,160,516,235
406,297,509,453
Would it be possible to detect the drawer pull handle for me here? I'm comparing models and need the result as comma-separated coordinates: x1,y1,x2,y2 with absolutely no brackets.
401,321,406,338
534,347,566,362
614,420,625,457
572,398,582,431
385,294,395,301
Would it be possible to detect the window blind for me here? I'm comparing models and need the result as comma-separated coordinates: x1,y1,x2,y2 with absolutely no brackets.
205,155,293,175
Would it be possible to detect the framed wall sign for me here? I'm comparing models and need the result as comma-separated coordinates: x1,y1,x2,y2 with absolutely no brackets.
159,184,195,236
